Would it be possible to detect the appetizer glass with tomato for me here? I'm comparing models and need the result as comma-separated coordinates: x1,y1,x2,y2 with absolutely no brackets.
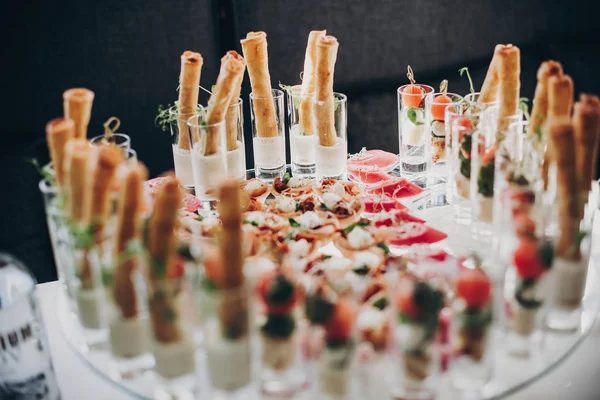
256,268,308,395
169,105,196,189
287,85,317,177
450,266,494,391
305,280,358,399
187,114,227,208
506,231,553,355
250,89,287,183
226,98,247,180
424,92,462,171
314,93,348,181
392,274,444,398
90,133,131,159
397,84,434,182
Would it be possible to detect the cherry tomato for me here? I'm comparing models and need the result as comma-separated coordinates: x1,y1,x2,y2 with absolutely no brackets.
431,94,452,121
456,268,492,308
324,298,357,342
481,146,496,165
395,278,420,319
513,214,536,238
513,238,546,280
402,84,425,108
256,270,298,315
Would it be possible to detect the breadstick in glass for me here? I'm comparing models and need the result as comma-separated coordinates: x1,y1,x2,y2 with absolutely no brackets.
479,45,503,104
548,74,574,118
573,94,600,194
528,61,563,140
299,30,326,135
315,35,339,147
177,51,203,150
46,118,75,188
63,88,94,139
497,45,520,132
65,139,92,223
241,32,278,138
225,51,246,151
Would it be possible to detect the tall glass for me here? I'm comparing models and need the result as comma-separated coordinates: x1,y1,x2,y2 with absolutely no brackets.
397,84,434,184
314,92,348,181
200,284,253,398
90,133,131,159
170,106,198,189
287,85,317,177
425,92,463,183
448,105,484,224
250,89,286,182
187,114,227,210
145,276,198,398
226,98,247,180
463,92,498,111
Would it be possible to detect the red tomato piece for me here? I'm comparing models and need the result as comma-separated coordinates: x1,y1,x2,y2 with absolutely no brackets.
395,277,420,319
324,298,357,342
513,238,546,280
257,270,298,315
455,268,492,308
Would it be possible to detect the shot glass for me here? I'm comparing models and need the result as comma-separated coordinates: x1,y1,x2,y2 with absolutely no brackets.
200,283,253,398
448,106,484,224
226,98,247,180
187,114,227,209
145,275,198,399
90,133,132,158
425,92,463,183
170,105,198,189
250,89,287,182
287,85,317,177
397,84,435,184
39,178,75,301
463,92,498,112
314,92,348,181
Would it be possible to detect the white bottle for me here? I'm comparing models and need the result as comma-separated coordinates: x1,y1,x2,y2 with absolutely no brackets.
0,253,61,400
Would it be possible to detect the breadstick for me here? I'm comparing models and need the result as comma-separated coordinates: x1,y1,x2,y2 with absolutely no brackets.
177,51,203,150
205,51,246,155
528,61,563,140
46,118,75,188
573,94,600,194
146,176,183,343
299,30,326,136
65,139,91,222
225,51,246,151
113,162,148,319
548,74,574,118
546,117,580,258
315,35,339,147
63,88,94,139
497,45,520,133
478,45,503,104
87,146,123,237
241,31,278,137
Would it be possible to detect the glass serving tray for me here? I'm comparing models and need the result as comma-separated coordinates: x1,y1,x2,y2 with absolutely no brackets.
58,167,600,400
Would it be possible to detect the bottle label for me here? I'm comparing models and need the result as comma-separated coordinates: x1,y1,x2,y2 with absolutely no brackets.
0,292,61,399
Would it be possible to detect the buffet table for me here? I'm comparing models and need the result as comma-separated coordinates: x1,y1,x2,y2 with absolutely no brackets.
40,212,600,400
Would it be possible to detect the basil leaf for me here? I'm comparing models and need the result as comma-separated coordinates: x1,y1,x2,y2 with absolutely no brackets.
289,218,301,227
243,220,259,226
407,107,424,126
376,242,391,255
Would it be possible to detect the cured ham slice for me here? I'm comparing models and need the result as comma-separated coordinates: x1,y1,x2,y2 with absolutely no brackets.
361,195,408,213
347,149,399,171
389,223,448,246
367,177,424,199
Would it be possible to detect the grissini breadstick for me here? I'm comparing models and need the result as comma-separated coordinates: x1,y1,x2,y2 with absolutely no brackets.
177,51,203,150
478,45,503,104
146,176,183,343
299,30,326,136
315,35,339,147
204,51,246,155
113,162,148,319
216,179,248,339
528,61,563,140
547,74,574,118
65,139,92,222
573,94,600,195
241,31,278,138
63,88,94,139
546,117,580,259
46,118,75,188
497,45,520,133
225,51,247,151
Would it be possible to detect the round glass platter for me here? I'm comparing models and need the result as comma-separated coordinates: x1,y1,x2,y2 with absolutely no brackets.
57,166,600,399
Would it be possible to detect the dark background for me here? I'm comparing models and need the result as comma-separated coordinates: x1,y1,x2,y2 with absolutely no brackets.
1,0,599,282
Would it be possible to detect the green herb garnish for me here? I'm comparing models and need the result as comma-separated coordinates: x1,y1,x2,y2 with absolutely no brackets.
519,97,530,120
196,215,204,222
27,158,55,186
407,107,424,126
458,67,475,94
283,172,291,185
459,308,492,328
243,220,259,227
101,267,114,287
320,203,330,211
261,314,296,338
343,219,369,234
155,102,205,132
372,297,389,310
289,218,301,228
515,279,543,309
352,265,369,275
376,242,391,255
477,161,495,197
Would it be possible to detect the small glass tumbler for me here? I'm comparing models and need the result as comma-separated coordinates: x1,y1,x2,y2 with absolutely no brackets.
250,89,287,182
200,284,253,398
226,98,247,180
287,85,317,177
103,262,154,379
463,92,498,111
188,114,227,209
397,84,435,184
145,276,198,399
314,92,348,181
425,92,463,183
449,106,484,224
39,178,75,301
170,106,198,189
90,133,132,159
